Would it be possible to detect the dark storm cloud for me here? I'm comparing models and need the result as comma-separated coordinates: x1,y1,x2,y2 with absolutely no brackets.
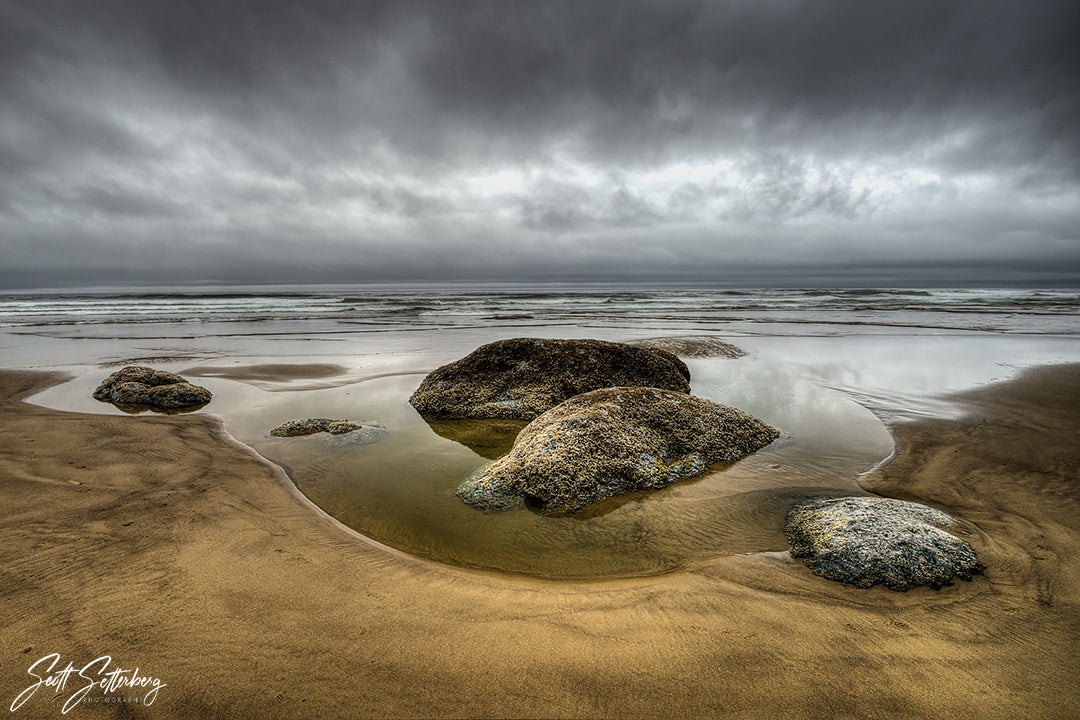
409,1,1080,167
8,0,1080,161
0,0,1077,287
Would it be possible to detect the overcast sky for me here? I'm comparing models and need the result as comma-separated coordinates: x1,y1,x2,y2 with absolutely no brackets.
1,0,1078,288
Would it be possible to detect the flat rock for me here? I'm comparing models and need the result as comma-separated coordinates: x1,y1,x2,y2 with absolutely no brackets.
92,366,212,409
409,338,691,420
269,418,365,436
628,336,746,359
785,496,984,591
456,386,779,514
268,418,388,446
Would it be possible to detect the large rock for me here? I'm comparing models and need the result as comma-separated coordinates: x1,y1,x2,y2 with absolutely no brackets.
92,366,212,409
409,338,691,420
785,496,984,591
456,386,779,514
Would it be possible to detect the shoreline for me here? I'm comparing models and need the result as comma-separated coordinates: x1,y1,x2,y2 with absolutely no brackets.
2,366,1079,718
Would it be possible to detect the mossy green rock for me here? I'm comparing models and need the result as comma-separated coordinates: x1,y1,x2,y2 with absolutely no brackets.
456,386,779,514
409,338,691,421
785,496,984,591
268,418,388,446
269,418,367,436
93,366,212,409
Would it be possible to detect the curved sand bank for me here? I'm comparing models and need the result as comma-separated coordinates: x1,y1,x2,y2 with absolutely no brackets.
1,367,1078,719
180,363,348,383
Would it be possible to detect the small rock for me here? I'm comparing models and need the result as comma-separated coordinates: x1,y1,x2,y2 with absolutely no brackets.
270,418,360,436
92,366,211,409
409,338,692,420
268,418,388,446
785,496,985,591
456,386,779,514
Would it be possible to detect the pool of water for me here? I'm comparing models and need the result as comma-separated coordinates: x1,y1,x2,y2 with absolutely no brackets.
33,357,893,579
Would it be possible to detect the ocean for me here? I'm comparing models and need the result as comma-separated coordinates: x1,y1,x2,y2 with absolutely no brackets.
3,285,1079,334
4,286,1078,411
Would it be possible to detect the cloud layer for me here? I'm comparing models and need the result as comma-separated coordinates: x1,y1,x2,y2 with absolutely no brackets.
2,0,1078,287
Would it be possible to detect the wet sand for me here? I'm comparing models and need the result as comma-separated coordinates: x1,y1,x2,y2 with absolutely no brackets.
1,366,1078,719
180,363,348,383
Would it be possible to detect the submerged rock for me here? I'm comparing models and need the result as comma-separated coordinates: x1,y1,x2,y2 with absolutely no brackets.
421,417,528,460
92,366,212,409
456,386,779,514
628,336,746,359
409,338,691,420
785,496,984,591
268,418,388,446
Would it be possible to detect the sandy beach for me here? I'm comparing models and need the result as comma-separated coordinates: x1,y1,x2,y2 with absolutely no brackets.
2,363,1078,719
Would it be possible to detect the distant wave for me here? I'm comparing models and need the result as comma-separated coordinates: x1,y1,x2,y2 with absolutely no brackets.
834,289,934,297
1,287,1077,335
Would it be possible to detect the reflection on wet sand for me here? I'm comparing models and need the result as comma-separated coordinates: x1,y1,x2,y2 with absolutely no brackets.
101,400,209,415
182,362,347,382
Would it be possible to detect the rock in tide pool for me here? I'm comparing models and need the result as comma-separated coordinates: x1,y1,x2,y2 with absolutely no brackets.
268,418,388,446
92,366,212,409
785,496,984,591
409,338,691,420
455,386,779,514
269,418,365,436
628,336,746,359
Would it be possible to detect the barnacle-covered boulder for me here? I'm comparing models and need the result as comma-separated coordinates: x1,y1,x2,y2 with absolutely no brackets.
785,496,984,591
455,386,779,514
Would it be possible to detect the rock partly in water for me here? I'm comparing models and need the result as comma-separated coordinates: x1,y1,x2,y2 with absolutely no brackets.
409,338,691,421
456,386,779,514
92,366,212,409
270,418,364,436
628,336,746,359
268,418,388,446
785,496,985,591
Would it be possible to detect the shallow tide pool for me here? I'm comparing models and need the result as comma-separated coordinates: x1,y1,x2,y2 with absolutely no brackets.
33,357,893,579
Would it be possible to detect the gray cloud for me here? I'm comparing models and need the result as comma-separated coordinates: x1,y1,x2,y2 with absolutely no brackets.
0,0,1077,288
